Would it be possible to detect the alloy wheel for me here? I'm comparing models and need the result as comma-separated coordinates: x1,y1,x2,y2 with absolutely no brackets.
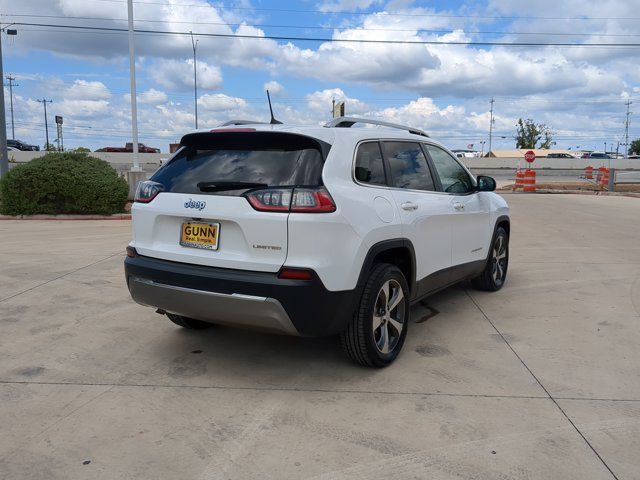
372,279,406,354
491,235,508,286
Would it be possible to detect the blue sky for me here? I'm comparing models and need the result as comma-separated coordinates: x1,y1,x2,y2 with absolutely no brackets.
2,0,639,152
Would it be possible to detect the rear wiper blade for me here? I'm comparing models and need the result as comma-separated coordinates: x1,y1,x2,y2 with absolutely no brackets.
197,181,268,192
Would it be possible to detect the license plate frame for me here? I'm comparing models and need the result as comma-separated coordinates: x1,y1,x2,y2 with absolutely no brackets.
179,221,220,251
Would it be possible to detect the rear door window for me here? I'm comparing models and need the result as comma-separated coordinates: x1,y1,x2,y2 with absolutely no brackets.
153,132,327,195
382,141,436,191
354,142,386,185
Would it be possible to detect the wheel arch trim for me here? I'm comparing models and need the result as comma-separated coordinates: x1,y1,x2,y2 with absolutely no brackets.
355,238,417,296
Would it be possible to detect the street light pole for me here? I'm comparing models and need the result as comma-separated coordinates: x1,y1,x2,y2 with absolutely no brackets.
190,31,198,129
127,0,141,171
488,97,495,155
0,27,18,178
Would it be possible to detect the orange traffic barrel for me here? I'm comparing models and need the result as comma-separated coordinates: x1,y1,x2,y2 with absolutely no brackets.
514,170,525,189
599,168,610,188
523,169,536,192
585,166,593,179
596,166,607,183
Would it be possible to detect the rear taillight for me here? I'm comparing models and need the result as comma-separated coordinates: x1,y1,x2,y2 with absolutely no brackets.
245,187,336,213
126,246,138,257
246,188,292,212
134,180,164,203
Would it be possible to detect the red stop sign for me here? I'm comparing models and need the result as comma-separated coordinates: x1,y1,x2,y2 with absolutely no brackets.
524,150,536,163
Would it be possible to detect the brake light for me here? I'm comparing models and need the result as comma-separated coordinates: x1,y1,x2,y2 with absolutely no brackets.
210,128,256,133
134,180,164,203
245,187,336,213
278,268,313,280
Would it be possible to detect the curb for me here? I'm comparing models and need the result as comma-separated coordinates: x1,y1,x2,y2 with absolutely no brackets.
0,214,132,220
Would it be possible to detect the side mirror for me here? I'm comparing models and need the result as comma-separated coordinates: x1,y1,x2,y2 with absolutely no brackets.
477,175,496,192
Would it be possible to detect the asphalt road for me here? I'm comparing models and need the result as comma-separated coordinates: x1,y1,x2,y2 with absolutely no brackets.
1,194,639,479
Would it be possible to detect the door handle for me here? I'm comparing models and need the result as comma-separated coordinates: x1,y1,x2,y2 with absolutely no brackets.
453,202,465,211
401,201,418,211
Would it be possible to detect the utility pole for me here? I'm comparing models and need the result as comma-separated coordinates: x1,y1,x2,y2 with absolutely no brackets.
127,0,141,171
624,100,632,158
37,98,52,149
5,75,17,140
190,31,198,129
488,97,495,155
0,27,18,178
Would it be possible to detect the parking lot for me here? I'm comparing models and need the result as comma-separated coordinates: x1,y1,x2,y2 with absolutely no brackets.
1,194,639,479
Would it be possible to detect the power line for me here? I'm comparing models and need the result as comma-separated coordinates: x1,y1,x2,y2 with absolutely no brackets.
10,22,640,47
6,14,640,37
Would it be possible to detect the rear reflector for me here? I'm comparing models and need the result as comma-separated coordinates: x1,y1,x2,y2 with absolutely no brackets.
245,187,336,213
278,268,313,280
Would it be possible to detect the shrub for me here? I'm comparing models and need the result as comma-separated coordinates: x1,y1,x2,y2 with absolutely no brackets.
0,152,129,215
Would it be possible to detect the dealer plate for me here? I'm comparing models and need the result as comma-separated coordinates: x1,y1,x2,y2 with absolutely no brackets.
180,222,220,250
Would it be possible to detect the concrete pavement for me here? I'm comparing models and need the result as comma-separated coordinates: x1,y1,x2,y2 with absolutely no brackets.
1,194,639,479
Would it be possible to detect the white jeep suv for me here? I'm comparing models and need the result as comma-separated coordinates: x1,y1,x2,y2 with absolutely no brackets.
125,117,509,367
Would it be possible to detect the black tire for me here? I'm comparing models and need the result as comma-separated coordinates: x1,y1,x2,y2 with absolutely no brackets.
472,226,509,291
340,263,410,368
166,313,213,330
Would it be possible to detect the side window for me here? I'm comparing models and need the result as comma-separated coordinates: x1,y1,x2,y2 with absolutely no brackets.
354,142,386,185
425,145,474,194
382,141,435,191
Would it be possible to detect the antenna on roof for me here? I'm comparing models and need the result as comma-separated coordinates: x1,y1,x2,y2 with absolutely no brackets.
266,90,282,125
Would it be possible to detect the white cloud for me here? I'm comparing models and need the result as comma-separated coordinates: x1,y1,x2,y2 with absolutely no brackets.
264,81,284,95
63,80,111,101
306,88,370,116
150,59,223,91
138,88,169,105
56,100,110,118
198,93,248,111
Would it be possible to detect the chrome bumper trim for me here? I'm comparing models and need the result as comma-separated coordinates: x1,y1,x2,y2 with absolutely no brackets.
128,277,299,336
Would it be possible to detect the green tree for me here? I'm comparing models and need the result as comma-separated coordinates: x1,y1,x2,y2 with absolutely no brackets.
72,147,91,153
515,118,553,149
629,139,640,156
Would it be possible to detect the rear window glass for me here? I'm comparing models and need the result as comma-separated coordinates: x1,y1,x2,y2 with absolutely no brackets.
382,141,435,191
355,142,386,185
152,132,327,195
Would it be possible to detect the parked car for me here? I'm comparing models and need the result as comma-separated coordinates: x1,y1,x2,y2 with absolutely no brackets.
97,142,160,153
124,118,510,367
582,152,611,159
7,139,40,151
546,153,577,158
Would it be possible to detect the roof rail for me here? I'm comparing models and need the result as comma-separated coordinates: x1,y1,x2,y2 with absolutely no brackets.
219,119,268,126
324,116,429,138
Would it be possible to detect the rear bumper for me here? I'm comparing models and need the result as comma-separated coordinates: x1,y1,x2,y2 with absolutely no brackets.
124,254,359,336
